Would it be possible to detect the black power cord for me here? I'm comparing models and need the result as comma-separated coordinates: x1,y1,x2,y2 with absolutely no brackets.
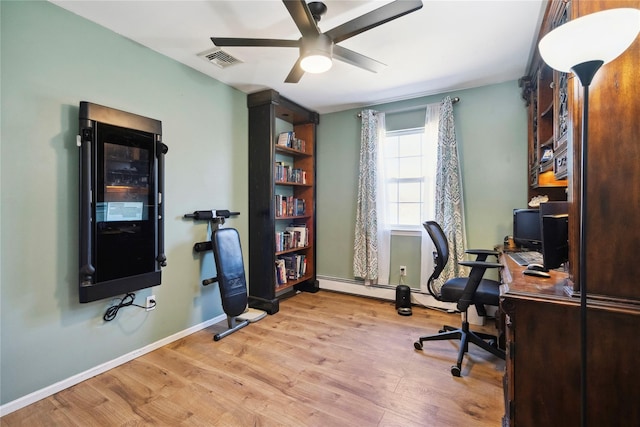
103,292,152,321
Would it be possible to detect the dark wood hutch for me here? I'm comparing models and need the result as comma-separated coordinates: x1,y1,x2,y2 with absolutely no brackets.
503,1,640,426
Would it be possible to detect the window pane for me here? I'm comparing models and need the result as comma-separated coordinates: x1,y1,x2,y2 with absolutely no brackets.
385,136,399,157
398,182,421,202
383,126,436,227
398,203,421,225
398,133,422,157
388,202,399,224
398,157,422,179
385,157,399,179
386,182,398,201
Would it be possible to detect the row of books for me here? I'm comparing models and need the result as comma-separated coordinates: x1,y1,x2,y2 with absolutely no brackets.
275,162,307,184
275,254,307,286
275,195,306,217
276,224,308,252
277,131,306,152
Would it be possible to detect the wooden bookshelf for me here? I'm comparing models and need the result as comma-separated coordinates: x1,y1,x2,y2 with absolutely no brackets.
247,89,319,314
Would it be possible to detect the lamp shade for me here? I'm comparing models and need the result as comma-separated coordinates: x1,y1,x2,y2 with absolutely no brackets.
539,8,640,72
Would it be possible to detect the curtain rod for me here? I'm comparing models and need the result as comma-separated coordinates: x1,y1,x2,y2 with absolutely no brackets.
357,97,460,118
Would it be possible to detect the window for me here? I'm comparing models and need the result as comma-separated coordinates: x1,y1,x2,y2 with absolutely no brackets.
382,127,437,228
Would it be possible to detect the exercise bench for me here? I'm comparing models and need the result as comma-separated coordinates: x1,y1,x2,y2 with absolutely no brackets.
185,210,266,341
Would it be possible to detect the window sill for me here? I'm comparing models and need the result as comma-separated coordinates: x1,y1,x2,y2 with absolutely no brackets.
390,228,422,237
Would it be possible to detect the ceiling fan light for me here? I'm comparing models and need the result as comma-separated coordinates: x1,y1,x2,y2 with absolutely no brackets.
301,53,333,73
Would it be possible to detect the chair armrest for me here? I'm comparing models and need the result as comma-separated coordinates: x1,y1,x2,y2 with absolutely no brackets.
465,249,499,257
459,261,502,269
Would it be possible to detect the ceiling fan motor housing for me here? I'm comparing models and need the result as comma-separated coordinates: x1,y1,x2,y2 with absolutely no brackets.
308,2,328,22
300,33,333,58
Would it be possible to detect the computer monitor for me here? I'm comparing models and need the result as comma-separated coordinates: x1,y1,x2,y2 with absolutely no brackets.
539,201,569,270
513,208,541,250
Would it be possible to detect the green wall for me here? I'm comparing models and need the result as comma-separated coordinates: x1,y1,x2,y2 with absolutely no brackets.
316,82,528,282
0,1,247,405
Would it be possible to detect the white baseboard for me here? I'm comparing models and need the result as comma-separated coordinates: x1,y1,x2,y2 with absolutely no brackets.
317,276,490,325
0,314,227,417
317,276,456,311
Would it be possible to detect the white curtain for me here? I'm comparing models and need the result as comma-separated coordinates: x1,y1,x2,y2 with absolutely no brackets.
353,110,387,284
433,96,467,292
420,103,440,293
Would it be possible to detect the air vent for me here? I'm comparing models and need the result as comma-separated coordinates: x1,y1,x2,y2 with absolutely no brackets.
198,48,242,69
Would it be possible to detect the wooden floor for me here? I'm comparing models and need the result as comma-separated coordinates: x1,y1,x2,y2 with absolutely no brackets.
2,290,505,426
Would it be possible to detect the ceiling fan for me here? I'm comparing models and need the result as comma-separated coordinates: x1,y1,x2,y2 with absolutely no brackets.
211,0,423,83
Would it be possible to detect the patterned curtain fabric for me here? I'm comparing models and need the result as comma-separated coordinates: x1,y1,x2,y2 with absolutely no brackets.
353,110,385,283
433,96,467,292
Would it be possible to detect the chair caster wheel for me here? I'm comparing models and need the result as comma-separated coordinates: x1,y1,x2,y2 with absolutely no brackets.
438,329,446,333
451,365,461,377
414,341,423,350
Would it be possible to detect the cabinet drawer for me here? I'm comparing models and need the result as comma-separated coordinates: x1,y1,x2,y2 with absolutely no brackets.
553,146,568,179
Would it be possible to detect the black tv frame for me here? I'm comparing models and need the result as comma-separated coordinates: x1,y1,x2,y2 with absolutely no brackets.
78,101,168,303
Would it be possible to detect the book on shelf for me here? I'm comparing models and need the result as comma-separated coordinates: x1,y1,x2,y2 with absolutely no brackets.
277,131,294,147
285,224,308,248
275,162,306,184
275,258,287,286
277,253,306,281
276,131,306,152
276,224,308,251
291,138,306,152
275,195,306,217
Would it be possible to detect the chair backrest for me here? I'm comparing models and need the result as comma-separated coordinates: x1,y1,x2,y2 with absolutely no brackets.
423,221,449,298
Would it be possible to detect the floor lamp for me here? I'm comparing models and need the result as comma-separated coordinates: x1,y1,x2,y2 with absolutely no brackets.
538,8,640,427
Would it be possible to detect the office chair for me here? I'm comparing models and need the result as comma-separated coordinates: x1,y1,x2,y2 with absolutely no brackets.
414,221,506,376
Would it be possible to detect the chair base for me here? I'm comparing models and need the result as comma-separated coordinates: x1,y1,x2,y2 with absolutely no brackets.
414,319,506,377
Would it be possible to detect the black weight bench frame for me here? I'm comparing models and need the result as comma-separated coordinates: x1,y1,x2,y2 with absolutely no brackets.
186,210,252,341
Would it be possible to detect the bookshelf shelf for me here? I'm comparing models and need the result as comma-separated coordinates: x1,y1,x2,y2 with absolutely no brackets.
276,274,313,291
275,145,312,157
247,89,319,315
276,245,311,256
275,181,312,187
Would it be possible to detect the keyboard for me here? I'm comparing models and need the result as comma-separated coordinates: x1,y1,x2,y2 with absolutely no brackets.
508,251,543,266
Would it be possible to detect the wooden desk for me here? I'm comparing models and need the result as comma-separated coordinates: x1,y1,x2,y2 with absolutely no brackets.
499,252,569,299
499,251,640,427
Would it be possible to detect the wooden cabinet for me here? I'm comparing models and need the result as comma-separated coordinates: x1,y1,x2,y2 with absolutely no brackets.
247,89,319,314
500,255,640,427
523,0,640,302
520,0,570,202
506,0,640,425
567,0,640,298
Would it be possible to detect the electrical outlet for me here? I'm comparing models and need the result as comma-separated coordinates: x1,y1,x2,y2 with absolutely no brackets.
146,295,156,311
400,265,407,276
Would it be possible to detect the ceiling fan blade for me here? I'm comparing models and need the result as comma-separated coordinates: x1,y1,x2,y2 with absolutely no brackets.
211,37,299,48
333,45,386,73
285,58,305,83
282,0,320,38
325,0,423,44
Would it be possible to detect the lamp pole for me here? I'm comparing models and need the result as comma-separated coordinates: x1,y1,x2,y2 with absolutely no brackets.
570,59,602,427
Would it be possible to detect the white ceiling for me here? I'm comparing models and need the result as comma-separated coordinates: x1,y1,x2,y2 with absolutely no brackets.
50,0,546,114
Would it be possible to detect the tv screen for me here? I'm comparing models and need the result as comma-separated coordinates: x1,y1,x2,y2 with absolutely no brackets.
513,209,541,250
